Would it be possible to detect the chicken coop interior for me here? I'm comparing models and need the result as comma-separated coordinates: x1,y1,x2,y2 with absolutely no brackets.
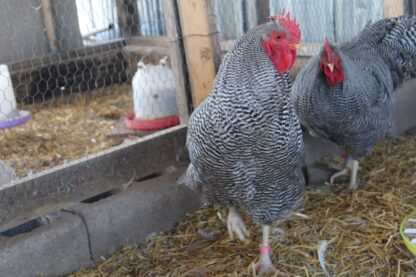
0,0,415,276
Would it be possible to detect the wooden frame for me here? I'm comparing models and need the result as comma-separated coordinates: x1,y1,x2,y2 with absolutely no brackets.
384,0,404,18
163,0,192,123
0,125,188,233
40,0,59,52
10,40,128,103
176,0,221,108
0,0,194,232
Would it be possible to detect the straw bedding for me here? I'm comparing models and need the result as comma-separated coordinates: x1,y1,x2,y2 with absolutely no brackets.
69,134,416,276
0,85,132,178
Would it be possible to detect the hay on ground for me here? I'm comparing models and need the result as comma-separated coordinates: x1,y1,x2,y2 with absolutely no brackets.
0,85,133,178
69,135,416,276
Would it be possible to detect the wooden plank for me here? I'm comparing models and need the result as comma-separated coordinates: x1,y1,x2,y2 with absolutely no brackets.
127,36,170,47
176,0,221,108
164,0,192,123
384,0,404,17
116,0,140,37
40,0,59,52
8,40,127,72
12,49,128,103
0,125,188,233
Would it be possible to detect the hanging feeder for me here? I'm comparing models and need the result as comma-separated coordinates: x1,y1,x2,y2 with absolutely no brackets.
125,57,180,131
0,64,30,129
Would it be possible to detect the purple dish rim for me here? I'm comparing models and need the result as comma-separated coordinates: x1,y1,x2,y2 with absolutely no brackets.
0,110,31,129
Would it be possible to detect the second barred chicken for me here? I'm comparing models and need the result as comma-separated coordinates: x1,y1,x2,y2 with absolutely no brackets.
291,16,416,190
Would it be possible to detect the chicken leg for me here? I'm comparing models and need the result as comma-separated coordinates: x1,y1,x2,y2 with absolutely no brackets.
227,206,250,242
330,155,360,190
254,225,277,275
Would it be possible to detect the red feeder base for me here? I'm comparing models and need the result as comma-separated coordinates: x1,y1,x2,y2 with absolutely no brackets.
124,112,180,131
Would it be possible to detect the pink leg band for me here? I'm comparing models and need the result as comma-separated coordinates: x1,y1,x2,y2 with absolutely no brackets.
260,243,272,255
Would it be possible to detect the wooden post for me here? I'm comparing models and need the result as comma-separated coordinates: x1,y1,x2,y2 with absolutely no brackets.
163,0,192,123
116,0,140,37
384,0,404,18
40,0,59,52
247,0,270,29
176,0,221,108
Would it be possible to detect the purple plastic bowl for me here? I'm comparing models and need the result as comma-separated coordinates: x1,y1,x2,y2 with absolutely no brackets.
0,110,31,129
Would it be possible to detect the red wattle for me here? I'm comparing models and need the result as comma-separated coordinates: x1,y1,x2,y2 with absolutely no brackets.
271,48,294,74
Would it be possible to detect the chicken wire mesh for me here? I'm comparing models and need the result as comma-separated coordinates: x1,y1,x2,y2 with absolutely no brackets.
0,0,188,185
214,0,409,56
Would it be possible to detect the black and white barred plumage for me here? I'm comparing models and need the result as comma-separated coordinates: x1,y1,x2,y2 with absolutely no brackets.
291,16,416,159
180,22,305,225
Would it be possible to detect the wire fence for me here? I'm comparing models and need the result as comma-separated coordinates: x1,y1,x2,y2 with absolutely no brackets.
215,0,409,56
0,0,187,185
0,0,411,186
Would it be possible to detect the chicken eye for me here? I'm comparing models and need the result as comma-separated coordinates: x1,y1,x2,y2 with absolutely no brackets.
275,34,282,40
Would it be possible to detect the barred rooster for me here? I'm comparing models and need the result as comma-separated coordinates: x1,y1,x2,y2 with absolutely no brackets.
291,16,416,190
180,12,304,274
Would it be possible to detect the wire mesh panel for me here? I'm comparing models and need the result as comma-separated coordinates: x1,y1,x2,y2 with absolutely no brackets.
0,0,188,188
215,0,406,56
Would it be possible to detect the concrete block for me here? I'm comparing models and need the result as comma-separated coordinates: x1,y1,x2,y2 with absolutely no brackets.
0,212,91,277
306,163,334,186
407,127,416,135
68,168,201,261
389,79,416,136
301,129,339,185
303,129,340,166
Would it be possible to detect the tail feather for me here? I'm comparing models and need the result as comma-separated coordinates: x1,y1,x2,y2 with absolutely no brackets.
349,16,416,83
382,16,416,81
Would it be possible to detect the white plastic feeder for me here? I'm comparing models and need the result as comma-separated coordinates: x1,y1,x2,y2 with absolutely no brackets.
125,57,180,131
0,64,30,129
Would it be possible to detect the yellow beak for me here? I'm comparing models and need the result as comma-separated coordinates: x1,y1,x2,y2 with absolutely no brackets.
327,63,335,72
295,43,305,51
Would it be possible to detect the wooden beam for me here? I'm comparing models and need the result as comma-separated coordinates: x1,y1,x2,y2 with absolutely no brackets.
384,0,404,18
127,36,170,47
9,40,127,71
116,0,140,37
8,40,127,103
164,0,192,123
176,0,221,108
0,125,188,233
40,0,59,52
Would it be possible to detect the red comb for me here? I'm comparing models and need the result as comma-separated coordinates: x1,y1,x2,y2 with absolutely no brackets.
324,37,334,57
324,37,331,50
268,9,301,41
